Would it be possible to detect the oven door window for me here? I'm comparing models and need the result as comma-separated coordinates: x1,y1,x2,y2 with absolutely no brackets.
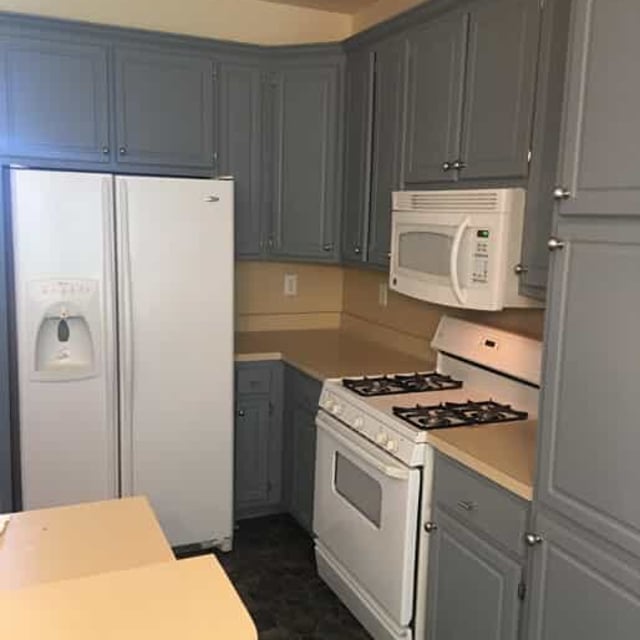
334,452,382,528
398,229,454,277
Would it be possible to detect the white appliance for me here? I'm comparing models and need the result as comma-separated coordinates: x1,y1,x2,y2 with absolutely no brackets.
11,169,234,550
389,188,541,311
313,317,541,640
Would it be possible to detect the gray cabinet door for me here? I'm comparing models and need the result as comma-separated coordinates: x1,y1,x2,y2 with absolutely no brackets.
426,506,522,640
536,218,640,560
114,47,214,168
218,62,264,258
268,65,340,261
234,396,271,511
460,0,540,180
0,36,109,162
519,0,572,298
525,511,640,640
290,404,317,533
368,37,405,268
342,48,374,264
555,0,640,216
404,11,467,185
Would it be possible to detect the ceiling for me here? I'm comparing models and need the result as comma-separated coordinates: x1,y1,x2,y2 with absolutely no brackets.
259,0,379,15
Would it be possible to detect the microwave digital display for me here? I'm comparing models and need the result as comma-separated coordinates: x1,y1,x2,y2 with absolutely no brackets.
477,230,490,238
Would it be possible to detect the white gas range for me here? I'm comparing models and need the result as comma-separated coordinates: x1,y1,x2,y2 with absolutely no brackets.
313,316,542,640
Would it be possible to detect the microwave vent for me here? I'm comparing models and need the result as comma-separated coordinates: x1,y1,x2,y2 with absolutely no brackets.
393,189,523,214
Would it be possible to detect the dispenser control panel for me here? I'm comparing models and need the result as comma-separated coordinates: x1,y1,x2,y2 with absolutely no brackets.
30,279,98,302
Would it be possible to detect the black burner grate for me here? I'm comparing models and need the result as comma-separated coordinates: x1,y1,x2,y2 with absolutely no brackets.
342,372,463,397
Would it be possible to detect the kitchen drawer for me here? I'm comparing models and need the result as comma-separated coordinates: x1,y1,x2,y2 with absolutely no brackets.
288,366,322,410
434,454,529,557
236,364,273,395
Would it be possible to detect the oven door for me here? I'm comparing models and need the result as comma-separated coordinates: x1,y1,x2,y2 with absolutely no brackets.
314,411,421,626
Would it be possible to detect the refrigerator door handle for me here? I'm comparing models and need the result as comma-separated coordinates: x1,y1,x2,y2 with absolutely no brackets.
116,180,135,497
101,177,119,498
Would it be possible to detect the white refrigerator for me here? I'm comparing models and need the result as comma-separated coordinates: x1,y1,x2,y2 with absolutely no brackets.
11,169,234,549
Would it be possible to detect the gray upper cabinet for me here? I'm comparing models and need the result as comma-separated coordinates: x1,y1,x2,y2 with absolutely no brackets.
525,511,640,640
342,48,374,264
460,0,540,181
425,506,522,640
368,37,405,268
114,47,214,169
267,63,341,261
218,62,264,258
535,218,640,560
519,0,572,299
404,11,467,185
555,0,640,216
0,35,109,162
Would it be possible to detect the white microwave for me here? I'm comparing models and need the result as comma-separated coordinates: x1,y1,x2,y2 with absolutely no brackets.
389,188,541,311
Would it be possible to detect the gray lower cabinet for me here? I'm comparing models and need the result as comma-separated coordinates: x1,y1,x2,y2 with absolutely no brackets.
367,36,405,268
234,362,284,519
266,63,341,262
284,366,321,533
554,0,640,216
114,46,215,169
525,511,640,640
0,35,110,162
218,62,264,258
425,454,528,640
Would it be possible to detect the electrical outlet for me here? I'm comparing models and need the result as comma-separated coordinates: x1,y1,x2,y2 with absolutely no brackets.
284,273,298,297
378,283,388,307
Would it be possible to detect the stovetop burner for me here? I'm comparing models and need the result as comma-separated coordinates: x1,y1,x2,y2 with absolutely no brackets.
343,372,463,397
392,400,529,430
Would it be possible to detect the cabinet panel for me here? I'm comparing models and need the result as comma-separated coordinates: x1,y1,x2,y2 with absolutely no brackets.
404,11,467,185
342,49,374,264
425,506,522,640
114,47,214,168
556,0,640,216
526,511,640,640
269,65,340,261
368,38,405,268
0,36,109,162
536,220,640,559
460,0,540,180
290,404,317,533
235,397,271,510
218,63,263,258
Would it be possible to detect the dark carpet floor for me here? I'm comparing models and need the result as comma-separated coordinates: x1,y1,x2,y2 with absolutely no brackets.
214,514,372,640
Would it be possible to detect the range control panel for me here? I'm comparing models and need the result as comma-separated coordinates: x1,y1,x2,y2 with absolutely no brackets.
471,229,490,284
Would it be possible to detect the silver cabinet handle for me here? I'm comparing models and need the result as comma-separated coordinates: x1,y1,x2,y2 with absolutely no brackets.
204,195,220,203
553,186,571,200
524,532,543,547
267,237,274,248
424,522,438,533
237,409,245,417
323,243,334,252
547,237,566,251
457,500,476,512
442,161,453,172
354,246,361,255
119,146,127,155
102,146,110,155
514,264,528,275
452,159,467,170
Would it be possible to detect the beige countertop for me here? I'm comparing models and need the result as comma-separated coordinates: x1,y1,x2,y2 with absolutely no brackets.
0,497,174,591
426,420,537,501
0,555,257,640
235,329,434,380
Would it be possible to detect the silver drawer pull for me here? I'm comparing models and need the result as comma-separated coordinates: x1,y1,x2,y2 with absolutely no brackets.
457,500,476,512
205,195,220,203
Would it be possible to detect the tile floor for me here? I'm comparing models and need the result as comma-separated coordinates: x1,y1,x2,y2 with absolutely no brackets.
214,514,371,640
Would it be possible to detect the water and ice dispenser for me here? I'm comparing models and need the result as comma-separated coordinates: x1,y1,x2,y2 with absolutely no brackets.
28,279,100,381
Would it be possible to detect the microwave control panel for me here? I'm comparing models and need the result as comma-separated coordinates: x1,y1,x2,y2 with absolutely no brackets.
471,230,490,284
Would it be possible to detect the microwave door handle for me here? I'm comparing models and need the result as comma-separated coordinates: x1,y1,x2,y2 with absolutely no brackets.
450,217,470,305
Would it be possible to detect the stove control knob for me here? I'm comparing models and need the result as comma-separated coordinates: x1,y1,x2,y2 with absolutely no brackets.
324,397,335,412
386,440,399,453
353,416,365,430
332,403,343,416
375,432,388,446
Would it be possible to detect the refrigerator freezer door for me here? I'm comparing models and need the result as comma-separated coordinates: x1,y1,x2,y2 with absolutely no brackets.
116,176,234,548
11,170,118,509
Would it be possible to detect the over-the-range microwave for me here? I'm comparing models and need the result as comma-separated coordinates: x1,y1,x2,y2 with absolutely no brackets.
389,188,542,311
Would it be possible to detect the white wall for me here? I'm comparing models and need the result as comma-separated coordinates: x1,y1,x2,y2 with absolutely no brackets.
351,0,427,33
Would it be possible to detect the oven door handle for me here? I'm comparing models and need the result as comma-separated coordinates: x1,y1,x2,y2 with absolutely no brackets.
316,413,410,481
450,216,470,305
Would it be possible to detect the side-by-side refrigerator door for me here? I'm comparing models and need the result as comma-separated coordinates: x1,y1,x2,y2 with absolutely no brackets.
115,176,234,549
11,169,118,510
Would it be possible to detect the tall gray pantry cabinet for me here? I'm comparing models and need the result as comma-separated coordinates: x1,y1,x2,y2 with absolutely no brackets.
525,1,640,637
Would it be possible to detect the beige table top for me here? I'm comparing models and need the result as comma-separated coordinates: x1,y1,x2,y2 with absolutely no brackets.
235,329,433,380
0,555,257,640
0,496,174,590
426,420,537,501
